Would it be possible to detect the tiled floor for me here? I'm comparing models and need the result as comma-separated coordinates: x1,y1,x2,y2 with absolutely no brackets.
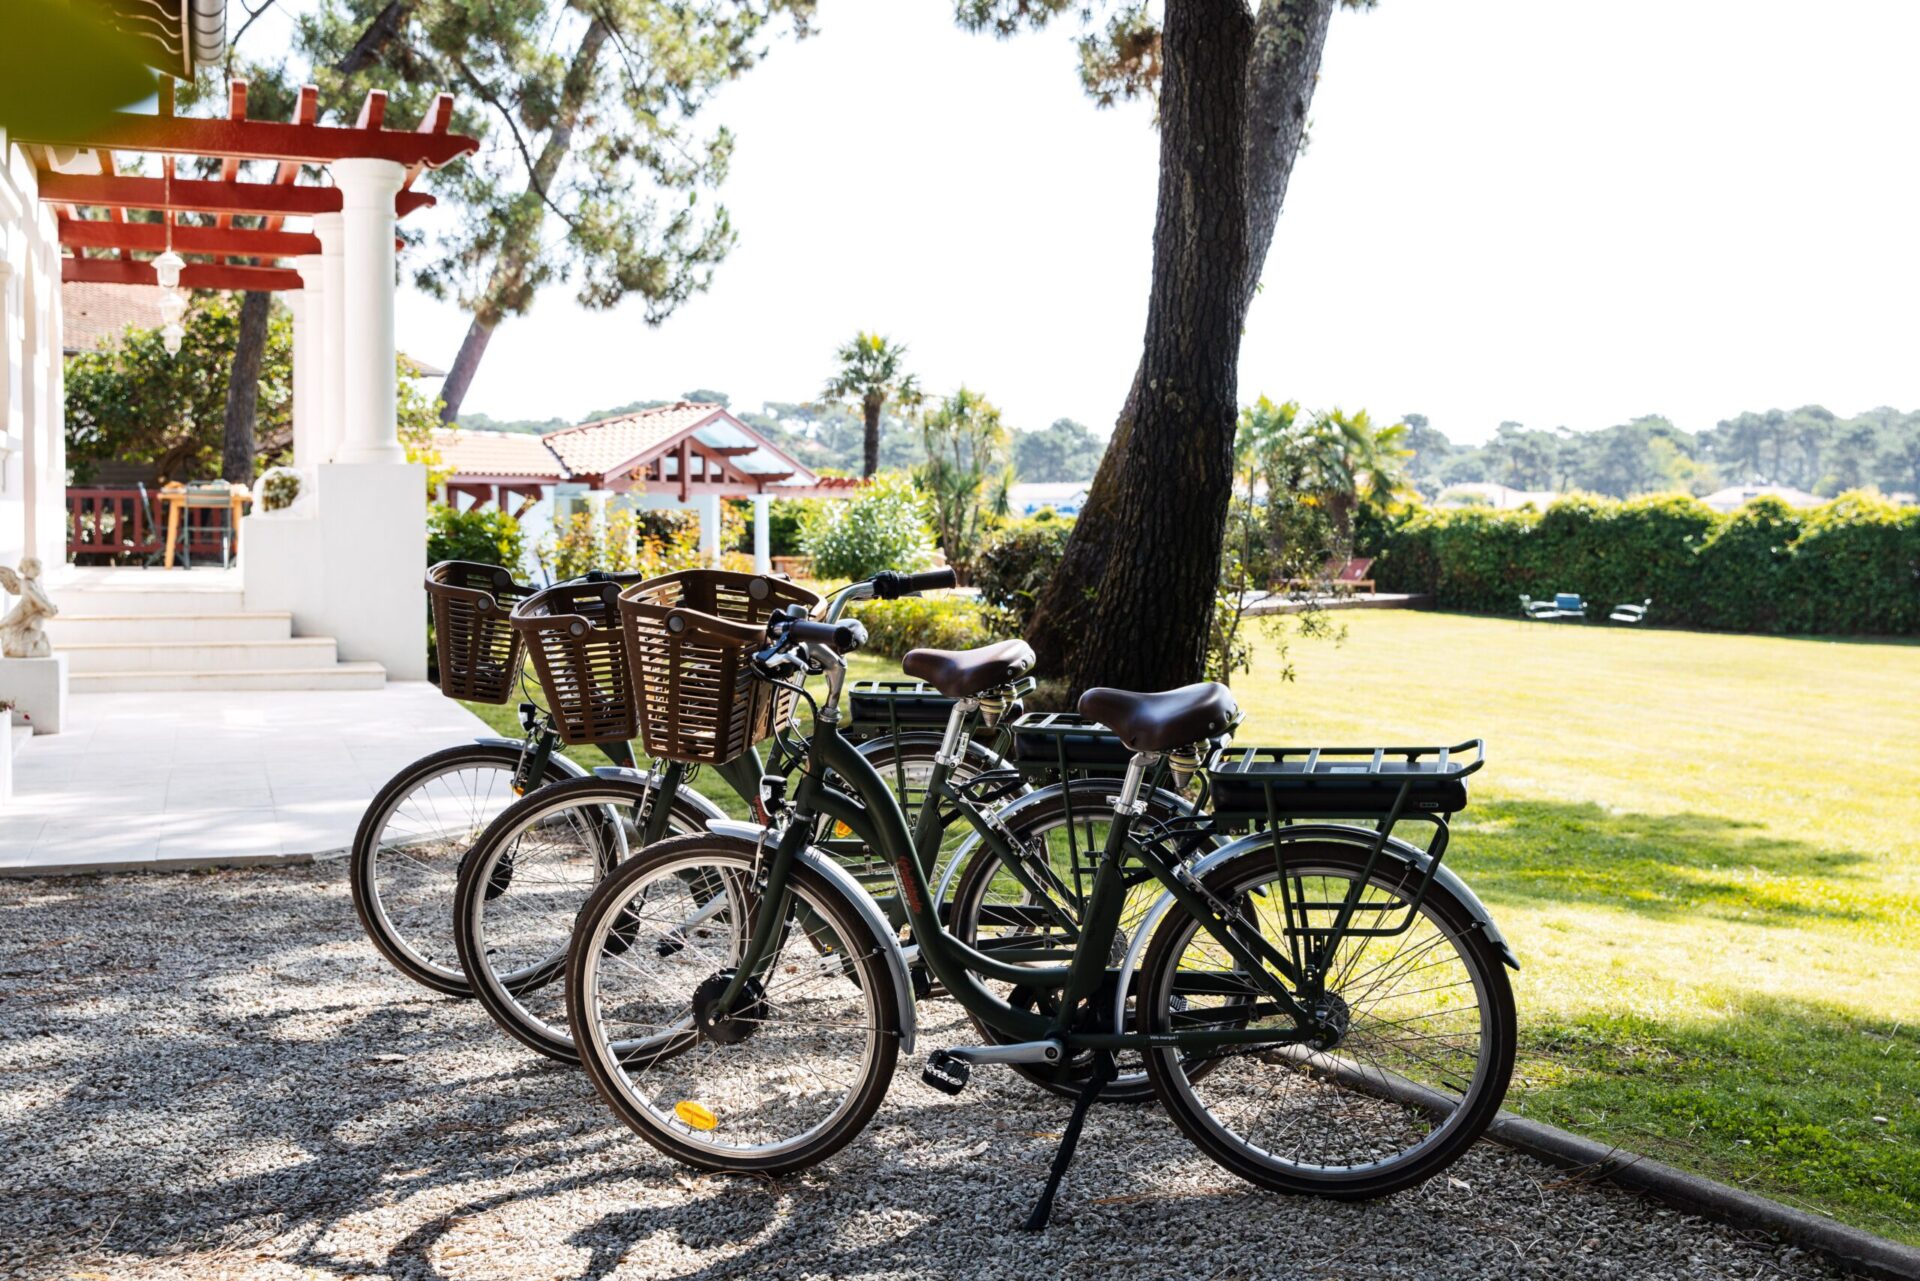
0,685,490,874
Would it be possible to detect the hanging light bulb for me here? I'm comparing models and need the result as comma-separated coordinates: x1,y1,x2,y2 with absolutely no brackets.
153,249,185,291
156,290,187,326
162,322,185,355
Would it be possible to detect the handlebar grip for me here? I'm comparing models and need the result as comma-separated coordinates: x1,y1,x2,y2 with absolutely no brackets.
872,567,958,599
784,618,867,654
664,608,764,647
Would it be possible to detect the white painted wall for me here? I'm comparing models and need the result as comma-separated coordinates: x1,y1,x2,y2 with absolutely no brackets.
0,133,65,573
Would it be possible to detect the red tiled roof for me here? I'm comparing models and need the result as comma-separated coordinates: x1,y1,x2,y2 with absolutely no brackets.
62,282,165,353
431,429,563,479
541,401,727,481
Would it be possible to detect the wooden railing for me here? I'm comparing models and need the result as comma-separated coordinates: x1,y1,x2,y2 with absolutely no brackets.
66,487,240,564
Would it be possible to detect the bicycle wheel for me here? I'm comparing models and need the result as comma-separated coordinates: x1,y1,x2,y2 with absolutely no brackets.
569,833,902,1175
1137,841,1515,1199
846,734,1006,896
350,742,578,996
453,775,716,1062
946,780,1199,1101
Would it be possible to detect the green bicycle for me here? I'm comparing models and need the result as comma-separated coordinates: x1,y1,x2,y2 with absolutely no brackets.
564,606,1518,1224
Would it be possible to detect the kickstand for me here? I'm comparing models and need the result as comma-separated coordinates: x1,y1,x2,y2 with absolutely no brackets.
1023,1051,1117,1231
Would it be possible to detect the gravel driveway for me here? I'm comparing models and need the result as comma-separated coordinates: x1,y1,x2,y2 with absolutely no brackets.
0,864,1837,1281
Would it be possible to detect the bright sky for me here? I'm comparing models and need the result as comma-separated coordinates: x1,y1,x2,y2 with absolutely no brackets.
380,0,1920,445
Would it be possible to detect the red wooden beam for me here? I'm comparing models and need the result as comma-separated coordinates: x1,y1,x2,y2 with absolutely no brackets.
63,257,305,292
99,151,131,262
38,172,436,219
59,217,319,258
404,94,455,189
355,89,388,132
265,86,321,234
214,81,250,262
18,113,476,168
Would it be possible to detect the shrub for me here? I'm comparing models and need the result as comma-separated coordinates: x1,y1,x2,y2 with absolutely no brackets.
1374,491,1920,635
800,472,936,580
427,504,526,573
259,467,303,512
973,519,1072,628
850,597,1013,660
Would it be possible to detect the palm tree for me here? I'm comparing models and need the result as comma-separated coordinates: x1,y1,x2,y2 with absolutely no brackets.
916,386,1012,578
821,332,921,477
1306,408,1412,547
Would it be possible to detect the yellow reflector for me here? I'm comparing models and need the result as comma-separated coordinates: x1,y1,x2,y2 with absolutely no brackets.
832,820,853,838
674,1100,718,1131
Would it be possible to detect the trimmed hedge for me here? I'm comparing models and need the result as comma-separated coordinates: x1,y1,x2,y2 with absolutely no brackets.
1374,491,1919,636
849,597,1013,660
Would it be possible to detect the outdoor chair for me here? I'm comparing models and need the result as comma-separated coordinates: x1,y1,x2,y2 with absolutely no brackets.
179,480,240,570
1283,555,1375,596
1519,594,1562,622
1609,598,1652,624
1553,592,1588,620
135,482,167,569
1520,593,1586,622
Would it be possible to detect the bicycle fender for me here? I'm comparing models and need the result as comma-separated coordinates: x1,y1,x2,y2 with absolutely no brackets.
472,736,590,777
705,819,917,1055
1112,823,1518,1042
589,766,729,826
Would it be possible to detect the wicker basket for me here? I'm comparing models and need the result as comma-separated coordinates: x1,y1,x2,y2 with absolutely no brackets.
619,570,822,764
509,578,643,745
426,561,535,704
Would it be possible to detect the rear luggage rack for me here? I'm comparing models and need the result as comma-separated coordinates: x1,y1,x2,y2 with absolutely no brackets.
1209,740,1483,818
845,675,1037,744
1007,711,1135,779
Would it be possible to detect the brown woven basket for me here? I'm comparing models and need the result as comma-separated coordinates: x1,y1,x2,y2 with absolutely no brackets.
509,578,642,745
426,561,535,704
619,570,822,764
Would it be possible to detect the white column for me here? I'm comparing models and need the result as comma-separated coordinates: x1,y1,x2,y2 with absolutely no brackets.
331,157,407,465
700,493,722,567
313,213,346,465
752,494,771,574
287,264,319,469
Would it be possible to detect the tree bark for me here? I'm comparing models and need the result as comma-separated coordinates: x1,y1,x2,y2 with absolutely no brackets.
1023,0,1336,687
438,16,611,423
336,0,418,76
1055,0,1256,695
862,391,884,476
221,290,272,484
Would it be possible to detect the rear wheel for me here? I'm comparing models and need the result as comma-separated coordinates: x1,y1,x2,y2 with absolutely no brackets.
453,776,714,1061
1138,841,1515,1198
569,834,901,1175
350,742,577,996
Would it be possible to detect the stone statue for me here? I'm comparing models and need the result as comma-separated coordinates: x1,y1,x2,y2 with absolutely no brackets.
0,557,57,659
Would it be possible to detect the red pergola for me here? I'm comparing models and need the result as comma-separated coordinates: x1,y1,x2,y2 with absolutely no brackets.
22,79,474,292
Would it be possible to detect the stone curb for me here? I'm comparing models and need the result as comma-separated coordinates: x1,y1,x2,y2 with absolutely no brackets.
1485,1112,1920,1280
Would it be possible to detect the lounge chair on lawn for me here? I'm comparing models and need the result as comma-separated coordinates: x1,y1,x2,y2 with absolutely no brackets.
1283,556,1376,596
1609,598,1652,624
1520,593,1585,622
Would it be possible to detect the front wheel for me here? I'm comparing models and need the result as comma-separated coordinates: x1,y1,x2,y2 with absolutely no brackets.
350,742,578,996
1138,842,1515,1199
568,834,902,1176
453,776,714,1062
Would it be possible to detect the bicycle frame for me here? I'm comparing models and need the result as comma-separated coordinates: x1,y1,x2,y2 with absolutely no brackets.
710,672,1325,1061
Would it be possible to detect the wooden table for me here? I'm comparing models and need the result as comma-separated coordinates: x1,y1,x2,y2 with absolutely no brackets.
160,482,252,569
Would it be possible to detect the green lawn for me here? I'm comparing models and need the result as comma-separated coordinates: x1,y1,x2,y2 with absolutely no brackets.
1227,611,1920,1242
466,611,1920,1240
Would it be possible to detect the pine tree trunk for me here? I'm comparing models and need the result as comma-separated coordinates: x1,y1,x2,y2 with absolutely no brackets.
1022,0,1336,687
1057,0,1256,695
221,290,272,484
437,314,496,425
436,17,611,424
862,392,883,476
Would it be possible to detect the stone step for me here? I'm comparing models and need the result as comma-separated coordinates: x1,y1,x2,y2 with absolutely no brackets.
45,612,294,645
52,586,249,616
59,637,340,673
70,662,387,693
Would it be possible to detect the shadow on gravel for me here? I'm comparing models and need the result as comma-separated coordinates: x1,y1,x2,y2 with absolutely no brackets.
0,863,1846,1281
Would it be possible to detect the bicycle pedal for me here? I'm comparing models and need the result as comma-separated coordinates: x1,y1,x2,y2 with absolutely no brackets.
922,1049,971,1096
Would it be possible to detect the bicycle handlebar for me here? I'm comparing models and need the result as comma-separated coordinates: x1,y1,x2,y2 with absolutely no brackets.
872,567,957,599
